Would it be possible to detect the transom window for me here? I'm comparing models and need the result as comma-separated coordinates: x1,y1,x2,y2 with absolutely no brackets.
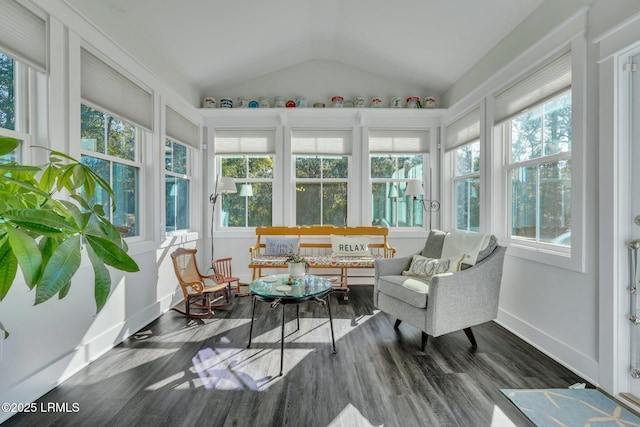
81,104,140,237
165,139,190,232
370,154,424,227
220,155,274,227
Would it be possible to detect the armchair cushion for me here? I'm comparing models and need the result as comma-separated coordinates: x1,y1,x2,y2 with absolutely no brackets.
402,254,466,279
377,275,430,309
421,229,447,258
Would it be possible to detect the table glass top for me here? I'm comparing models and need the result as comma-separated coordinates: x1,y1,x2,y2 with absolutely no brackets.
250,274,331,299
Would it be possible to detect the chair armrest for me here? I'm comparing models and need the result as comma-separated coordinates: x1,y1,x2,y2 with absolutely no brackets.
374,255,414,278
425,246,506,337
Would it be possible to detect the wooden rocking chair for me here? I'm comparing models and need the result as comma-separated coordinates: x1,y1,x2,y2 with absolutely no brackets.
212,257,250,297
170,248,232,318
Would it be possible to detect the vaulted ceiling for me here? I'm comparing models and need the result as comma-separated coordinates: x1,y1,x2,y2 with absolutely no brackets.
65,0,544,99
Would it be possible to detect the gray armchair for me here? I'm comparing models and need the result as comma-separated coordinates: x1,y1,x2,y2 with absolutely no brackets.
373,236,506,351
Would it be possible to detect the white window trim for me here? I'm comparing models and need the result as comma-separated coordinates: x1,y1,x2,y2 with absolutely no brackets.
215,154,276,230
164,138,193,235
451,140,481,232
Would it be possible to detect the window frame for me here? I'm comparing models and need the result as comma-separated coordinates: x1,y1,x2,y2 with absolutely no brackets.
0,51,32,163
217,154,275,229
452,140,481,232
164,137,192,234
293,154,351,227
503,90,572,254
369,153,427,229
80,103,144,240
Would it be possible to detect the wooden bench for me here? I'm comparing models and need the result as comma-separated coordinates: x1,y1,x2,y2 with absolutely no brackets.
249,226,396,295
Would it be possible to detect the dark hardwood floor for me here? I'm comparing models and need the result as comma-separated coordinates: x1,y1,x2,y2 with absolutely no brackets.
4,286,588,427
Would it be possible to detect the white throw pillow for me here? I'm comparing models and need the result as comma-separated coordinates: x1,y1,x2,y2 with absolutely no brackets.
402,254,466,279
265,238,299,256
331,235,370,256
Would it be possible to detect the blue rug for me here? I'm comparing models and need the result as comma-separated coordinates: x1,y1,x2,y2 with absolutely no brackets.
501,388,640,427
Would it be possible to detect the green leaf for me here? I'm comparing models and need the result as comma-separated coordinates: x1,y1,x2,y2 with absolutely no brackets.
35,235,81,305
70,194,91,211
0,238,18,301
38,236,59,269
3,209,76,235
59,200,91,231
0,320,8,340
0,164,41,172
0,137,19,156
38,164,58,193
58,281,71,299
6,226,42,289
1,176,50,198
85,234,139,272
86,243,111,312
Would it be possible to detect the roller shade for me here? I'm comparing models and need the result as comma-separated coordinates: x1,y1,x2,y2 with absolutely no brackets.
215,129,275,153
166,106,199,149
444,107,480,152
0,0,47,71
495,50,571,124
369,129,430,153
81,48,153,131
291,129,352,154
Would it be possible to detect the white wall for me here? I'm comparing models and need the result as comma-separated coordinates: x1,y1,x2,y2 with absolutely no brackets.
442,0,640,388
0,1,204,424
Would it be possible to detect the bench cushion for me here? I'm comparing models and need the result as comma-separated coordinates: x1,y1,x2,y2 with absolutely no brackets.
250,254,382,268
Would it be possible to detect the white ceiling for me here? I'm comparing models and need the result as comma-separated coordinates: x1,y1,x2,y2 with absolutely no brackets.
65,0,544,98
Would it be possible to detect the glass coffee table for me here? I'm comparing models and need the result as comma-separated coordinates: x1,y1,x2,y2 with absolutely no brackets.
247,274,337,376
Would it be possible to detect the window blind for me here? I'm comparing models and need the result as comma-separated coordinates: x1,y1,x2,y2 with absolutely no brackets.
369,129,430,153
81,48,154,131
215,129,276,153
444,107,480,152
291,129,352,155
0,0,47,71
494,50,571,124
166,106,199,149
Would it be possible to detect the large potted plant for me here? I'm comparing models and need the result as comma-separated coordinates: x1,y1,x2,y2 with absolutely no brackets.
0,136,139,339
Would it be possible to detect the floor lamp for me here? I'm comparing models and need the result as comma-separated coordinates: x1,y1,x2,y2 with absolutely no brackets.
405,179,440,229
209,176,237,263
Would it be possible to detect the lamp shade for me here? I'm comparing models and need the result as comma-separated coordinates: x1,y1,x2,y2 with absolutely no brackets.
405,180,424,197
216,176,237,194
239,184,253,197
388,184,398,198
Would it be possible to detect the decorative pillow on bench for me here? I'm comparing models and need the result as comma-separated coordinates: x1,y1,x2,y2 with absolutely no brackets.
331,235,371,257
265,237,299,256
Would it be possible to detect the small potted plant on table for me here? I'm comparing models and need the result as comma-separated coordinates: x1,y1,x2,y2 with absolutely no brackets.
286,254,308,278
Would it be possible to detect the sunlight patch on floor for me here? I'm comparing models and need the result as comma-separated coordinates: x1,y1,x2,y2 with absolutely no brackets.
490,405,517,427
327,403,383,427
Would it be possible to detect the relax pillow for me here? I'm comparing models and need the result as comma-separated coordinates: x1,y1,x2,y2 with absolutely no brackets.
402,254,466,279
265,238,299,256
331,235,370,256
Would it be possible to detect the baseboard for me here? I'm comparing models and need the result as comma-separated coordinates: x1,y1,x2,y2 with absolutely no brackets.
0,293,173,424
496,308,599,385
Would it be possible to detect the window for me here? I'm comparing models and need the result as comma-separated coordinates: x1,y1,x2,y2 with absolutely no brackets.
215,129,276,228
453,141,480,231
445,107,481,231
295,155,349,226
0,52,15,133
220,155,274,227
507,91,572,246
370,155,424,227
369,129,431,228
291,129,352,226
165,139,190,232
80,104,140,237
